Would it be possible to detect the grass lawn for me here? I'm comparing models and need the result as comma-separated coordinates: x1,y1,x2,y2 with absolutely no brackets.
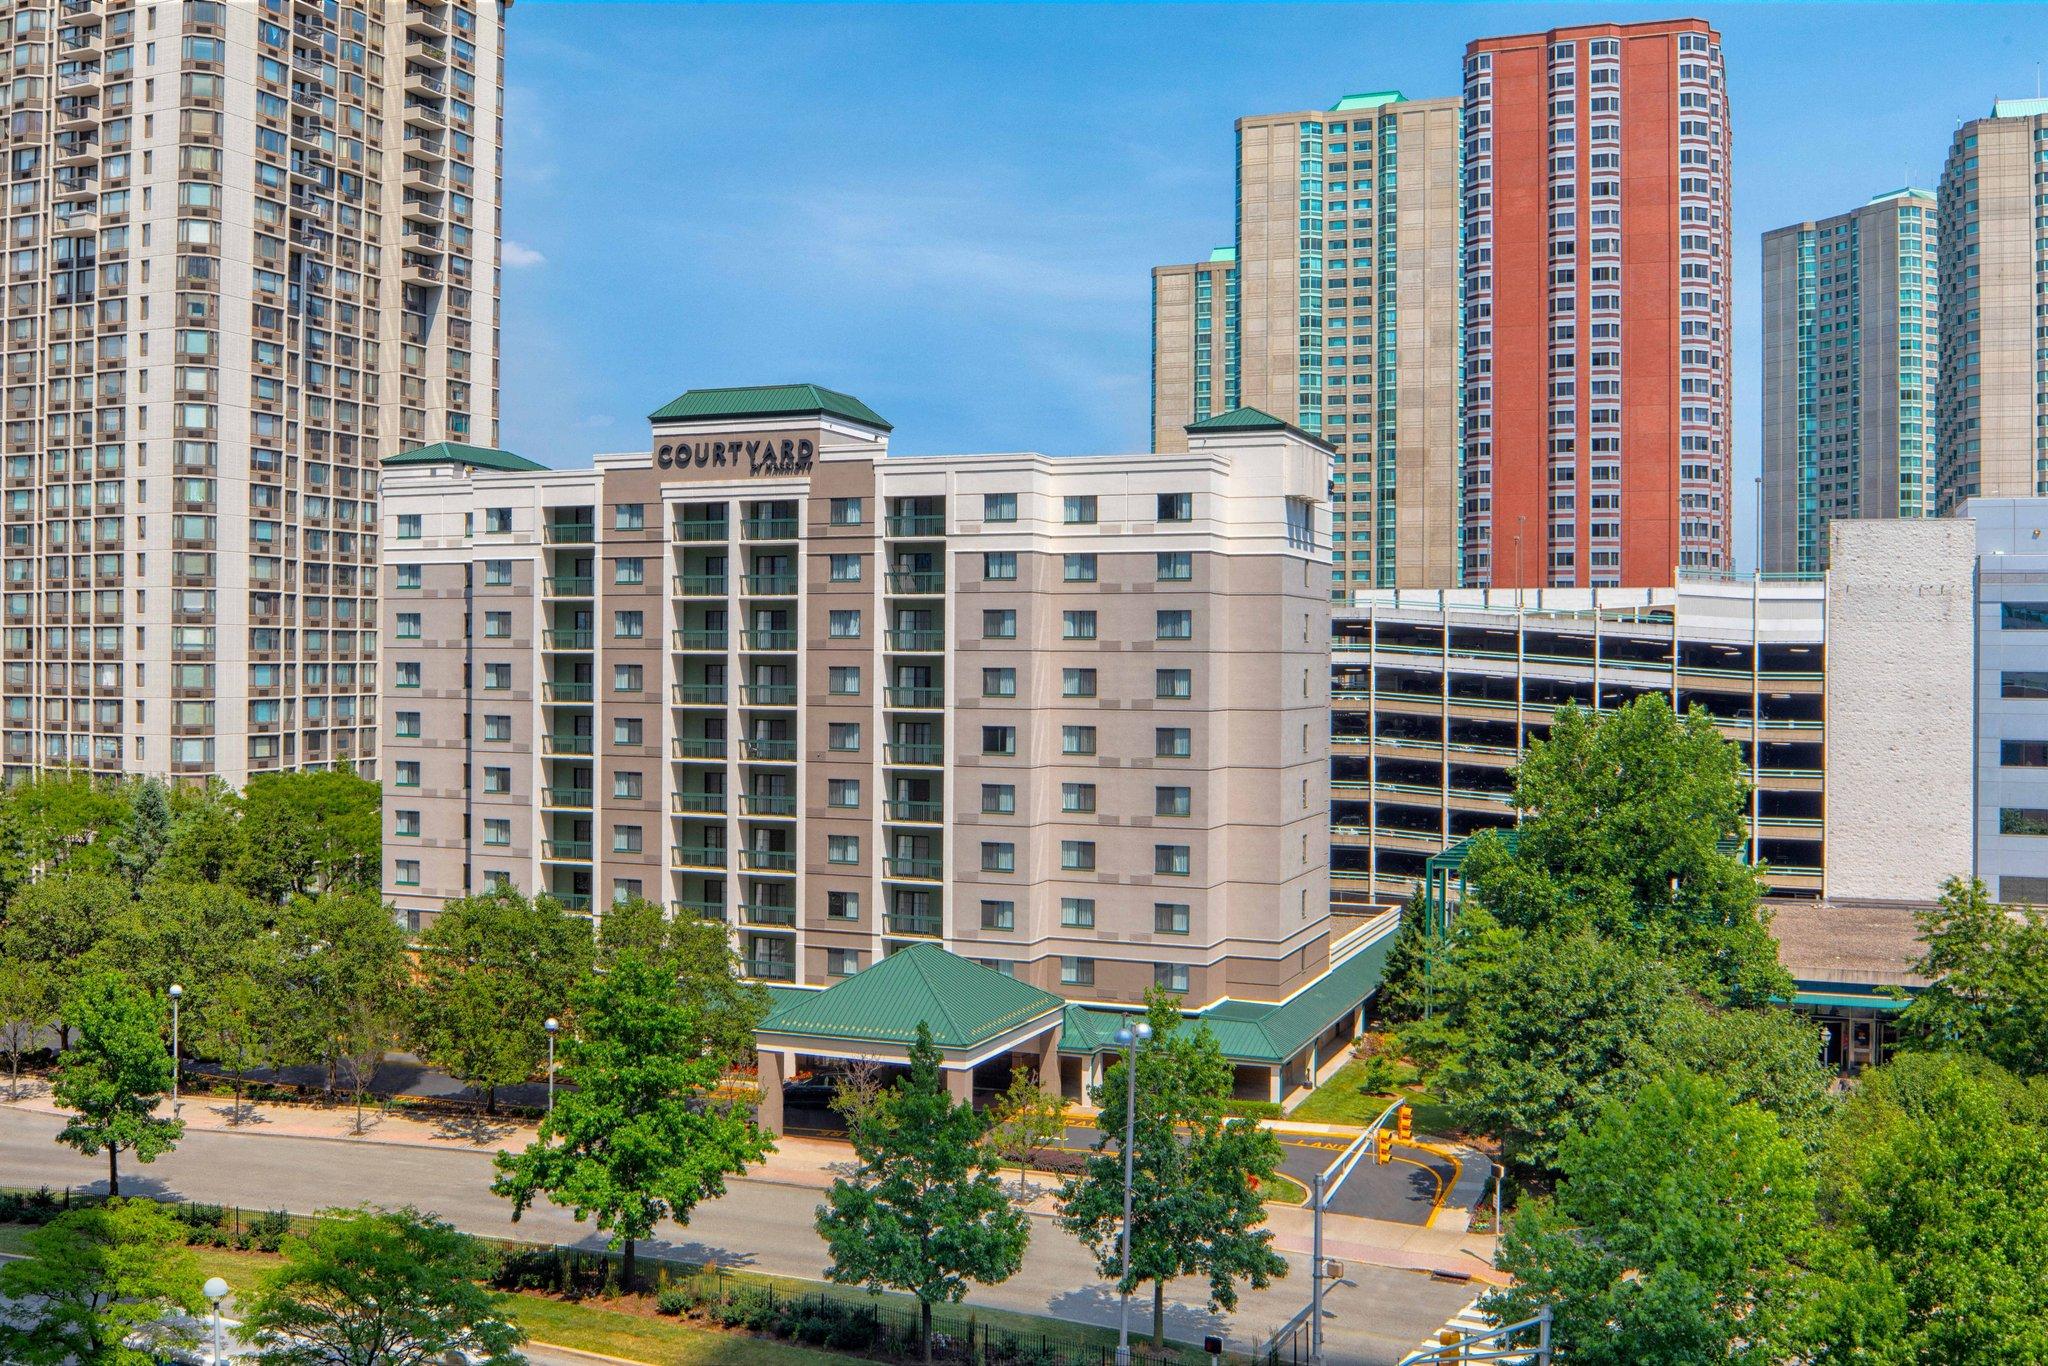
508,1296,839,1364
1289,1059,1457,1136
1262,1172,1310,1205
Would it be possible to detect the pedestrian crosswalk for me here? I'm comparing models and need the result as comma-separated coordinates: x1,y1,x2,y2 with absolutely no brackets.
1398,1297,1536,1364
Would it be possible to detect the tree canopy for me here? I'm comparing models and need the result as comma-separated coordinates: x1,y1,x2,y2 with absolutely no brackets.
0,1198,203,1366
52,971,183,1196
1896,875,2048,1079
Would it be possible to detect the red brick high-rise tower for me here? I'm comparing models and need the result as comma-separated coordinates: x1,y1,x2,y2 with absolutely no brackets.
1460,19,1731,588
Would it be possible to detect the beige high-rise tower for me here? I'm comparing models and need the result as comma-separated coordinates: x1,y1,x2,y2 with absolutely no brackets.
0,0,504,784
1938,99,2048,514
1151,91,1463,591
1149,250,1235,454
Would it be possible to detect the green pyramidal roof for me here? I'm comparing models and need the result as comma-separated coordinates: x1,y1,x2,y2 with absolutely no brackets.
760,943,1062,1051
1331,91,1405,111
648,383,891,432
383,441,545,473
1186,406,1290,432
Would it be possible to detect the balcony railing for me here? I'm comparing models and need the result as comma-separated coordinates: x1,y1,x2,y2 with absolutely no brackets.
544,629,593,650
544,575,592,597
673,737,729,760
542,839,592,861
674,900,727,922
541,787,593,809
545,733,594,755
673,843,728,869
674,573,728,598
673,682,727,705
886,686,943,708
884,857,942,881
545,521,595,543
743,738,797,762
885,912,943,936
744,957,796,981
742,903,797,927
545,681,593,702
743,572,798,596
888,570,946,594
885,799,942,823
743,628,796,651
742,793,797,817
676,519,728,543
671,792,727,814
673,628,729,651
550,891,593,913
742,683,797,706
743,517,798,541
886,742,943,766
742,848,797,873
887,629,944,652
887,514,945,538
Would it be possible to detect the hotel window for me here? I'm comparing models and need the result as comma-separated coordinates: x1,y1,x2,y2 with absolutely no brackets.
2003,672,2048,699
1157,492,1193,522
613,771,643,800
2003,603,2048,631
983,492,1018,522
1064,553,1097,583
482,818,511,846
483,663,511,690
829,665,861,695
1154,963,1190,994
1061,957,1095,987
984,551,1017,581
828,609,862,639
1156,610,1193,640
1061,840,1095,871
613,717,643,746
396,612,421,640
1063,610,1097,640
483,507,512,533
981,841,1016,873
1155,902,1191,934
830,497,864,527
613,503,646,531
613,557,645,586
1063,495,1097,525
1063,668,1096,698
1155,786,1191,818
983,609,1017,640
395,564,423,590
613,664,643,693
980,900,1015,931
1154,844,1191,876
829,554,863,583
2001,809,2048,836
394,859,420,886
397,514,421,540
983,667,1016,698
2002,741,2048,768
482,767,511,795
982,726,1016,756
395,709,421,738
828,778,861,809
483,611,512,638
1061,725,1096,756
484,715,512,742
613,880,644,905
613,610,643,640
484,560,512,586
1157,552,1192,581
1062,782,1096,814
612,825,643,854
829,722,861,751
393,809,421,837
394,661,422,689
827,948,862,977
982,783,1016,814
828,890,861,921
1156,669,1191,700
828,834,860,864
1156,727,1192,758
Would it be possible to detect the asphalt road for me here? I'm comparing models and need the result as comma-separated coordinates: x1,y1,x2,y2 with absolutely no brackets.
0,1109,1472,1366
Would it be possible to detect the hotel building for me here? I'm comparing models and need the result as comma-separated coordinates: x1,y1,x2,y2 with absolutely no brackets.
1460,19,1732,588
1,0,504,784
1149,250,1236,451
379,385,1349,1016
1761,190,1938,574
1937,99,2048,513
1151,91,1463,591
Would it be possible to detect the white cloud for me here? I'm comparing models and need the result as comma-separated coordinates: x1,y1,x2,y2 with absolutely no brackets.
502,240,546,269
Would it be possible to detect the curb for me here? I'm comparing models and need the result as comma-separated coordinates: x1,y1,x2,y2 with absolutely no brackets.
526,1343,659,1366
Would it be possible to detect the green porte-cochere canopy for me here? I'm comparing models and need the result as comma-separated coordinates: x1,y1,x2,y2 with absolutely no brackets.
759,943,1063,1052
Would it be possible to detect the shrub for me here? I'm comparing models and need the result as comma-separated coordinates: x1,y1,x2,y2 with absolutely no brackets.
1220,1098,1283,1119
244,1208,292,1253
654,1287,693,1317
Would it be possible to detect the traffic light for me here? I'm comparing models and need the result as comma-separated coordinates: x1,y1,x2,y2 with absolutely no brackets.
1375,1127,1393,1165
1396,1104,1413,1142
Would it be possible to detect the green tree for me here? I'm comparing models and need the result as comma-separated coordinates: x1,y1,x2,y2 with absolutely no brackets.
414,888,592,1113
0,955,58,1099
1490,1071,1819,1364
1,869,126,1044
190,972,277,1125
95,879,270,999
817,1023,1029,1363
110,778,172,895
491,949,770,1288
984,1069,1070,1187
0,1198,203,1366
53,971,184,1195
1896,875,2048,1078
596,896,770,1068
1058,992,1287,1348
1815,1051,2048,1361
234,768,381,901
1463,696,1787,1005
1646,994,1836,1155
1439,929,1673,1176
275,893,411,1123
0,772,131,903
241,1206,524,1366
154,781,245,888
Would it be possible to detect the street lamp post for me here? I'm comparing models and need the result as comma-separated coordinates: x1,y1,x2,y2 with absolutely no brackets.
1112,1017,1153,1366
202,1276,229,1364
168,985,184,1117
544,1018,560,1113
1493,1162,1506,1269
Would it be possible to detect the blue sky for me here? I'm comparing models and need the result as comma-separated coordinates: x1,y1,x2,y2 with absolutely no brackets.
498,3,2048,566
